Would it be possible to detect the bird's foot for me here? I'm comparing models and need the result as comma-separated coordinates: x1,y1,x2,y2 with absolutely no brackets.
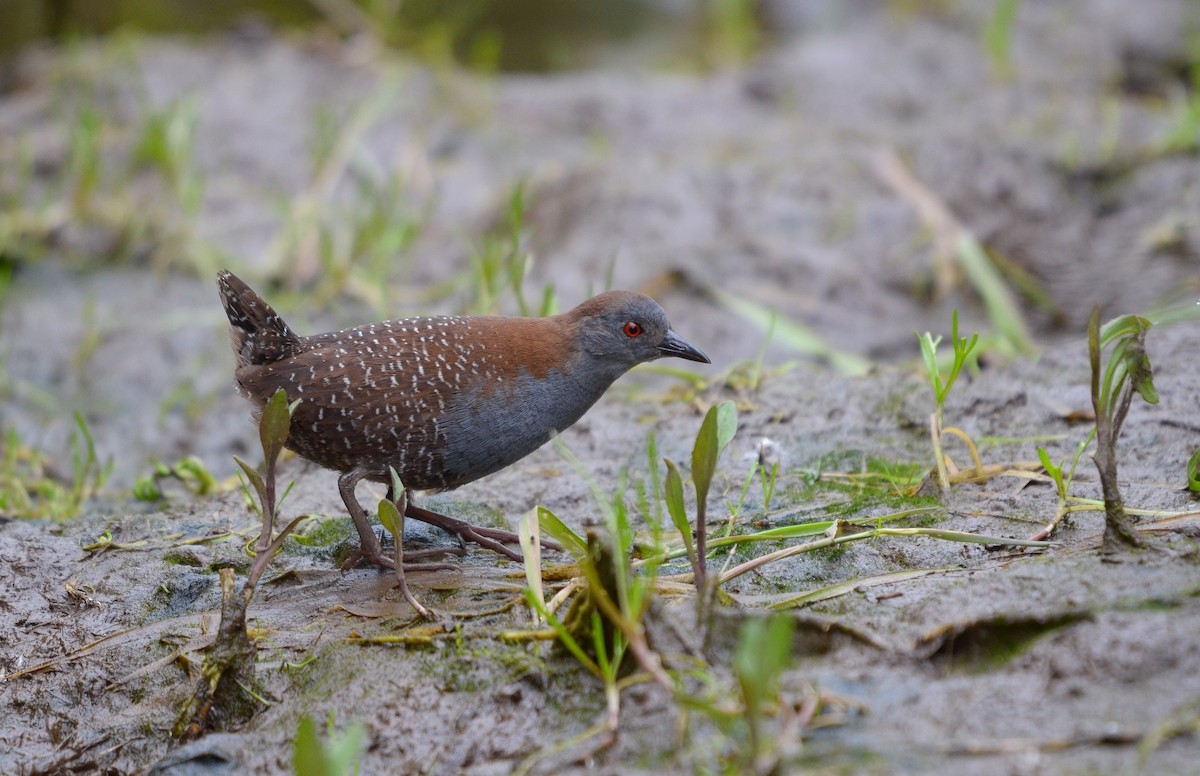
405,503,531,561
339,544,464,571
338,469,558,568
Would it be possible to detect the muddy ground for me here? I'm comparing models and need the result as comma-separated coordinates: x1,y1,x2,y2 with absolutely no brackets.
2,2,1200,774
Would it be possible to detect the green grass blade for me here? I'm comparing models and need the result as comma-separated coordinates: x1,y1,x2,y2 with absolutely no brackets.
874,527,1053,546
518,508,545,624
663,459,696,566
234,456,267,508
917,332,943,397
259,388,293,465
711,288,872,375
1036,447,1064,497
522,588,600,677
535,505,587,560
692,405,720,512
983,0,1021,79
955,234,1034,354
646,508,936,563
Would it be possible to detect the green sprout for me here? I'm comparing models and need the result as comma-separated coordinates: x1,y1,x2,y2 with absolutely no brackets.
133,455,218,502
133,97,205,216
512,397,1061,770
376,467,433,619
1027,435,1093,541
917,309,981,491
0,413,112,521
518,432,685,751
176,388,310,738
67,107,103,215
521,506,649,742
664,401,738,599
1088,307,1158,551
460,182,555,317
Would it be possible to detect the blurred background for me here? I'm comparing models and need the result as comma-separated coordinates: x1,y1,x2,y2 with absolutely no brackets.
0,0,1197,511
0,0,779,72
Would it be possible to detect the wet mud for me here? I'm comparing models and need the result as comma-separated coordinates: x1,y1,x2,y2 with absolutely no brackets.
2,2,1200,774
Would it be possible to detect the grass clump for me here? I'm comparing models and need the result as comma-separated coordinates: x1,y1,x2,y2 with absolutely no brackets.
508,401,1050,771
795,452,931,508
0,52,213,277
132,455,218,502
918,309,982,492
0,413,111,520
459,182,556,317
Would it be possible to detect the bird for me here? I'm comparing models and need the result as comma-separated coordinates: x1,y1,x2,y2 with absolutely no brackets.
216,270,711,570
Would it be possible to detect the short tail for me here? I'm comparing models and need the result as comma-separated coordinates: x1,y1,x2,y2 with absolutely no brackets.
216,270,303,367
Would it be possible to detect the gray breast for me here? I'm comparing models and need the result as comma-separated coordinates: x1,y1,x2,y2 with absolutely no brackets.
436,364,611,488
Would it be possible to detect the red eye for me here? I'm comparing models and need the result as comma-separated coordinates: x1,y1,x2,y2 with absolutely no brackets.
623,321,642,338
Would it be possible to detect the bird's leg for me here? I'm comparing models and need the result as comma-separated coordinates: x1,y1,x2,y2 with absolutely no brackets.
385,484,467,563
338,469,457,571
339,468,392,569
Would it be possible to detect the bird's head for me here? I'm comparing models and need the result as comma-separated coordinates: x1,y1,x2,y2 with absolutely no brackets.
566,290,710,380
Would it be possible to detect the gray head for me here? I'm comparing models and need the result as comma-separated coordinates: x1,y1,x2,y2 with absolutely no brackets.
565,290,710,381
